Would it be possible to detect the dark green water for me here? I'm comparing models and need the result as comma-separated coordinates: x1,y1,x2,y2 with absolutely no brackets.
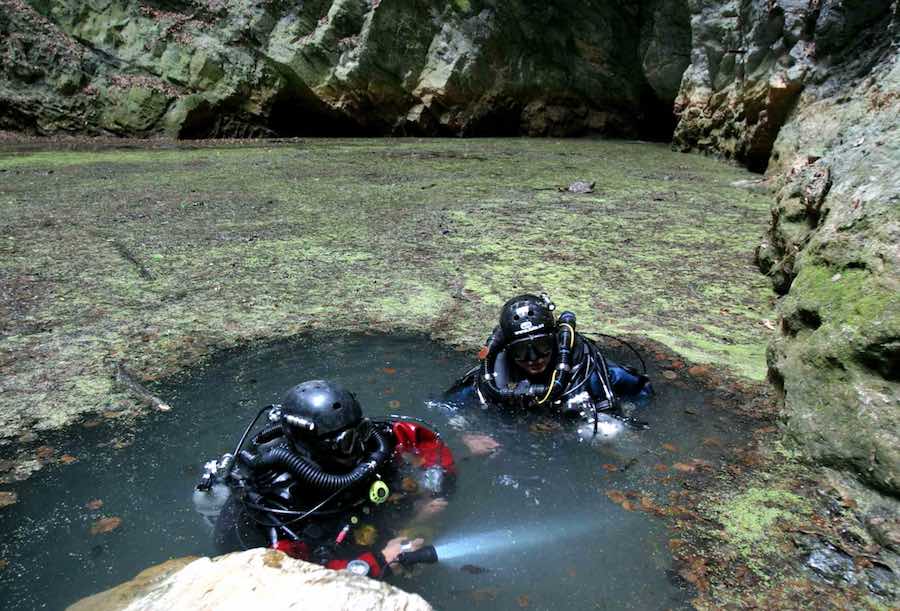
0,333,750,610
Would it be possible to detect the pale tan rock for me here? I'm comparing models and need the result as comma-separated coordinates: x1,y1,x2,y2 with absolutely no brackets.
67,549,433,611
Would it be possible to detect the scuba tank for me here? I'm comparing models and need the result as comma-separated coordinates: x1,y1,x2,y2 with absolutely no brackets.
193,455,234,528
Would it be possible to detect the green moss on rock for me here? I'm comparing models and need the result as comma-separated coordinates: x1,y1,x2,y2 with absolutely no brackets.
101,85,173,133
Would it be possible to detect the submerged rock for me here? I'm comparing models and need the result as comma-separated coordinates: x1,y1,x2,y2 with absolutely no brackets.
66,549,433,611
564,180,595,194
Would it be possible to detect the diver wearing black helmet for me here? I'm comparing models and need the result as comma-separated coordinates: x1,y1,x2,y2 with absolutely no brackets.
195,380,455,578
449,294,651,423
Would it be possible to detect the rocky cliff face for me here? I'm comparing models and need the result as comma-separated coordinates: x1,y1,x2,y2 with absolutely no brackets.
674,0,898,495
762,35,899,496
672,0,897,170
0,0,690,138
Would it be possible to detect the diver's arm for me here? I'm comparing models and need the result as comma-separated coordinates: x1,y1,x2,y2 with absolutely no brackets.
605,361,652,400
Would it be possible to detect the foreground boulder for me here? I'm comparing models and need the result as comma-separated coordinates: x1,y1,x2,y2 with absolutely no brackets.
66,549,433,611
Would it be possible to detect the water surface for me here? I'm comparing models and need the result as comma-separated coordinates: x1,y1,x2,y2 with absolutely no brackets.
0,333,751,610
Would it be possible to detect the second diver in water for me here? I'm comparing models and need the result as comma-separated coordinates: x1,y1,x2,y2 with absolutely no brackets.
449,293,652,451
195,379,455,578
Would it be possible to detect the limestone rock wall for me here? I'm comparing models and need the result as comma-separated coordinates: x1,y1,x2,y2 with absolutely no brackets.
673,0,899,494
761,37,899,495
673,1,896,170
0,0,690,138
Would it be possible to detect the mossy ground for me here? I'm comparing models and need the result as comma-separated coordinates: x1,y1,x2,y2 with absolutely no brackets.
5,137,886,607
0,137,774,442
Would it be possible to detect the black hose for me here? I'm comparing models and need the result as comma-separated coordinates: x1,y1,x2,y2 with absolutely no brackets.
477,325,509,404
232,405,277,459
582,332,647,375
240,484,363,527
243,428,391,492
536,311,576,405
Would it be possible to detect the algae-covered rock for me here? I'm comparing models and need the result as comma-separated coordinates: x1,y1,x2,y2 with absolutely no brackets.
100,82,174,133
0,0,101,133
763,35,900,494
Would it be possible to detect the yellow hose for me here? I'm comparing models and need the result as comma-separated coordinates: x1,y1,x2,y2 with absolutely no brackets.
537,369,557,404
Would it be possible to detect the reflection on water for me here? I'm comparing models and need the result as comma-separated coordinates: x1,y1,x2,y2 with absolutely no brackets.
0,333,749,610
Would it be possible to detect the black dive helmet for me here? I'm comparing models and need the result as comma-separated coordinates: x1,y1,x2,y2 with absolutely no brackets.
479,293,577,405
499,294,556,343
281,380,363,454
237,380,391,493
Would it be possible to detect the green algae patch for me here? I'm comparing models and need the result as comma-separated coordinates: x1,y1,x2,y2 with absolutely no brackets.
0,138,773,442
717,487,811,564
773,259,900,493
682,445,899,610
790,264,899,333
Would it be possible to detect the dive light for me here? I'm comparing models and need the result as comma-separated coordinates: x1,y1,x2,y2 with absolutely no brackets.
397,545,438,566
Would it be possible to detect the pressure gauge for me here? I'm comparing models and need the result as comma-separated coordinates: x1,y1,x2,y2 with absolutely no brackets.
345,559,370,576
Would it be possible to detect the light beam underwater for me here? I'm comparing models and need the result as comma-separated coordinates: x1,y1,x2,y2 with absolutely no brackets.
433,515,604,563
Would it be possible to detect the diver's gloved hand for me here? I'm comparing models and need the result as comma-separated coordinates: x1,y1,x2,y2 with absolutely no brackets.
382,536,425,566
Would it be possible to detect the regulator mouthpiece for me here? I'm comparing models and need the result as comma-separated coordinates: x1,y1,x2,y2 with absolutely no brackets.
397,545,438,566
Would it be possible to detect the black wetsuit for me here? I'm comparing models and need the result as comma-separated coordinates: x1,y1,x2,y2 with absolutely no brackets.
213,420,455,578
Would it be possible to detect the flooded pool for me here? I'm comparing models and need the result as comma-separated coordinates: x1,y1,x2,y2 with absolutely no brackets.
0,333,754,610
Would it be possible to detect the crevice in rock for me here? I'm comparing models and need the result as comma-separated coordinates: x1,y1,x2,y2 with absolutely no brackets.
767,362,786,401
782,307,822,337
857,340,900,383
638,85,679,141
266,96,360,137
